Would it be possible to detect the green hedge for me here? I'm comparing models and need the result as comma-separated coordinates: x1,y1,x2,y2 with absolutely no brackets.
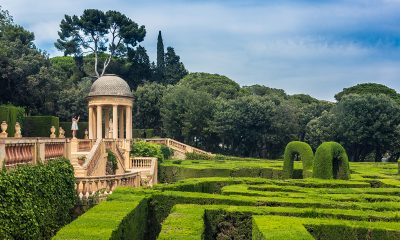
313,142,350,180
24,116,59,137
131,141,164,162
0,158,75,239
59,122,89,139
283,141,314,179
132,129,155,138
53,190,148,240
0,105,25,137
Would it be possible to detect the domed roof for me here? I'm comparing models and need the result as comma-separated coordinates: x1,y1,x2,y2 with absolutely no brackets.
88,74,133,98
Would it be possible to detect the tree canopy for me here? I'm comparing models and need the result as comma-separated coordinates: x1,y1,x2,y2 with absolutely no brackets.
55,9,146,77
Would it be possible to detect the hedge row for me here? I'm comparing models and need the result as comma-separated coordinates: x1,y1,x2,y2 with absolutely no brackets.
53,191,147,240
24,116,59,137
253,215,400,240
0,105,25,136
0,158,75,239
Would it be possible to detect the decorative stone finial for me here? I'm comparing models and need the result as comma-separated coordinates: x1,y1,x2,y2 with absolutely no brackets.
14,122,22,138
59,127,65,138
50,126,56,138
84,129,89,139
0,121,8,138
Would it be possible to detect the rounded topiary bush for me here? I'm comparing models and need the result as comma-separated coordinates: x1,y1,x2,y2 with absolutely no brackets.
283,141,314,179
313,141,350,180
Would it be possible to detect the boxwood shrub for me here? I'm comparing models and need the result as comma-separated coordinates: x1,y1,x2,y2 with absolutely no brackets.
313,142,350,180
24,116,59,137
131,141,164,162
0,158,76,239
283,141,314,179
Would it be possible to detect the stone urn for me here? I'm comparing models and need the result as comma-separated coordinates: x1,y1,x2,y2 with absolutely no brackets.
78,155,86,166
14,122,22,138
0,121,8,138
50,126,56,138
59,127,65,138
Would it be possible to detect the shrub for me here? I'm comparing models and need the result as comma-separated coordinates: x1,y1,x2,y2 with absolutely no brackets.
186,152,213,160
59,121,89,138
131,141,164,162
0,104,25,137
160,145,174,160
0,158,76,239
313,142,350,180
24,116,59,137
283,141,314,179
106,150,118,175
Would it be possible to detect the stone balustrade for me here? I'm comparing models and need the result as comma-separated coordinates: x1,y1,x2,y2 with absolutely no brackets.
83,139,104,176
0,138,69,169
131,157,154,169
75,171,140,199
77,139,94,152
145,138,213,158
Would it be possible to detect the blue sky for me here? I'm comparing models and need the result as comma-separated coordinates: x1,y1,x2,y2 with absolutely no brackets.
1,0,400,100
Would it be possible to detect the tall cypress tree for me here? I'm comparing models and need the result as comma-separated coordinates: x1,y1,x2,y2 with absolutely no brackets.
156,31,165,73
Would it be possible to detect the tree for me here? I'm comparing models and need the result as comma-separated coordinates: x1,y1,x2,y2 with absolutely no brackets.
164,47,188,84
335,83,400,103
156,31,165,77
333,94,400,162
304,111,336,149
178,72,240,99
55,9,146,77
125,45,152,89
161,85,214,146
133,82,167,131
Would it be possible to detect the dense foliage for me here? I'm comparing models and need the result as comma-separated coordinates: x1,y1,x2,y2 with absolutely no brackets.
0,158,76,239
24,116,59,137
131,141,164,162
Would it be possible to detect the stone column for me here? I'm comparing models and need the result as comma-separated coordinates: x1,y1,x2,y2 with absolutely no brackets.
105,108,110,138
97,106,102,139
92,106,97,139
126,106,132,139
88,106,93,139
119,107,124,139
113,105,118,139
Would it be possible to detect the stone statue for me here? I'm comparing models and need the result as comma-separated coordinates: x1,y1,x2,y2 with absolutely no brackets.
108,119,113,138
59,127,65,138
84,129,89,139
14,122,22,138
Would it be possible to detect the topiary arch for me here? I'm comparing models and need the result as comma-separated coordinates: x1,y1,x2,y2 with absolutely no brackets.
283,141,314,179
313,142,350,180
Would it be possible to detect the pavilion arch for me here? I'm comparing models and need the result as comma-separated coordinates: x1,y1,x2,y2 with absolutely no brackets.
312,142,350,180
283,141,314,179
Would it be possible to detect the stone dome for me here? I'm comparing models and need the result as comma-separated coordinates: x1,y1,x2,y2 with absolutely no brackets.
88,74,133,98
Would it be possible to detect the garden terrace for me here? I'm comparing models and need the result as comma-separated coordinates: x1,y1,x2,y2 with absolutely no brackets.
55,158,400,240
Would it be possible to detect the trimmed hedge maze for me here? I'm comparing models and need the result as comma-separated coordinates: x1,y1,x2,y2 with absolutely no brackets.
55,158,400,240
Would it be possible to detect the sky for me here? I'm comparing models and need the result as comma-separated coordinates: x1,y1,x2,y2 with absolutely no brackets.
1,0,400,100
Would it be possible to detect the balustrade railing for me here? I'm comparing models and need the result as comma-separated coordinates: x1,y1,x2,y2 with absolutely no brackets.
75,172,140,199
77,139,93,152
0,138,69,169
84,139,104,176
44,142,65,160
131,157,154,168
145,138,213,157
